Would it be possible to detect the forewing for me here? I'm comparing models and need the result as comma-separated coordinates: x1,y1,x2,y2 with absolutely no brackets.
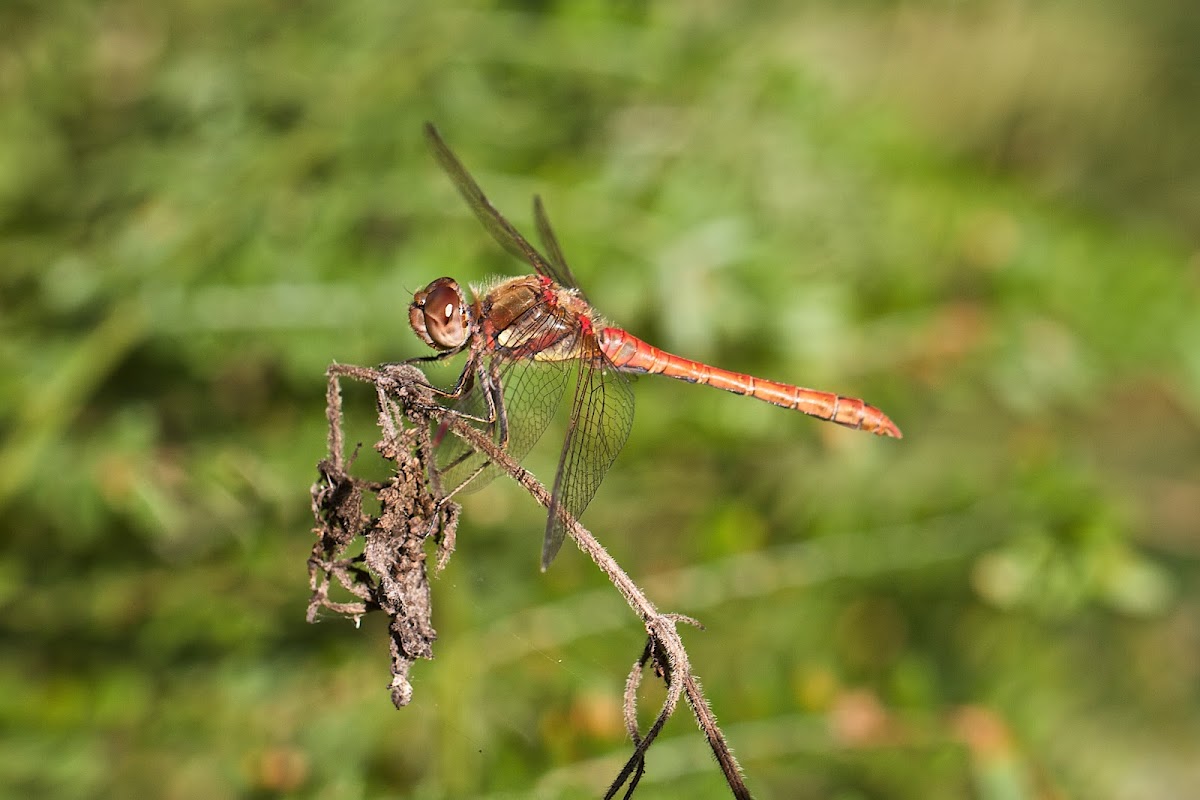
532,195,588,299
541,351,635,570
424,123,558,279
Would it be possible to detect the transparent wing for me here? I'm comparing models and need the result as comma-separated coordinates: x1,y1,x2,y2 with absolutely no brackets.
541,351,635,570
533,195,588,299
425,123,572,286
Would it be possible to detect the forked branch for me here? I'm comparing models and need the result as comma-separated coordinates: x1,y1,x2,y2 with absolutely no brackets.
309,362,751,798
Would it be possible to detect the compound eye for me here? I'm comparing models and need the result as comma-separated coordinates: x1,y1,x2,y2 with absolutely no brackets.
410,279,469,349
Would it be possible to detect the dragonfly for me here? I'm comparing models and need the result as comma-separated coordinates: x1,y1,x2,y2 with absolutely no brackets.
409,123,902,570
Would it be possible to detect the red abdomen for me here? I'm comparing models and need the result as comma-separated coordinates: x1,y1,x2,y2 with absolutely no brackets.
599,327,901,437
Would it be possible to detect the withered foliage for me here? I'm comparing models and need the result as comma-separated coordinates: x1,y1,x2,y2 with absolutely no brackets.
307,362,750,798
308,363,459,708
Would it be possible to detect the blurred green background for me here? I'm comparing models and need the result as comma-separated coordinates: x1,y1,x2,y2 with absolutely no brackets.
4,1,1199,798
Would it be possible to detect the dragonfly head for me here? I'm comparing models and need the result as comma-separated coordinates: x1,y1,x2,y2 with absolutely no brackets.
410,277,471,350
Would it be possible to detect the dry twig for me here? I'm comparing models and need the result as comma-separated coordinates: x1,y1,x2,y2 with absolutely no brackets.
308,362,751,797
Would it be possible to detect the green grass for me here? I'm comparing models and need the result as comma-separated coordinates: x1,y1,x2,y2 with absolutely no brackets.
3,2,1199,798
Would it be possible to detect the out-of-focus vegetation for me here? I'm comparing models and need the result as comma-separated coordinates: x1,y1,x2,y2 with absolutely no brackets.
3,1,1199,797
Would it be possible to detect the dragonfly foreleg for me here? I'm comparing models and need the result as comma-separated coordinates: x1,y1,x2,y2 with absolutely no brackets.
392,347,481,403
400,343,465,366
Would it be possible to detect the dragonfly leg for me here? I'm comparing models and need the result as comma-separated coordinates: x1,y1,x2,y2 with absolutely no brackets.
392,345,465,375
430,363,510,485
488,370,510,450
398,350,460,364
394,348,481,403
428,361,506,470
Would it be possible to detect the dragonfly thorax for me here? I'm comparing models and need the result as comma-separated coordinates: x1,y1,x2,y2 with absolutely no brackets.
410,277,472,350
